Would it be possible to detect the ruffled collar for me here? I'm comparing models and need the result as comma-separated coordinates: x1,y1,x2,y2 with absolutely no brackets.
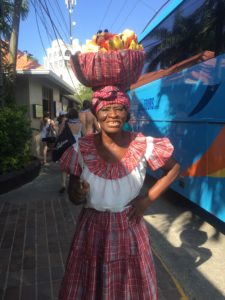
79,132,147,179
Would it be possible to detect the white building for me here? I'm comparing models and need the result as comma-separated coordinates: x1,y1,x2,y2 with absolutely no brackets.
43,38,82,91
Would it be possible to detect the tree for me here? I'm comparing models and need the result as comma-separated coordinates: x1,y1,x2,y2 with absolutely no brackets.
0,0,29,106
9,0,29,77
74,84,93,109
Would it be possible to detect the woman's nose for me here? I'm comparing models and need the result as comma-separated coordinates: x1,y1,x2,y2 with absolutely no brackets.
107,107,118,117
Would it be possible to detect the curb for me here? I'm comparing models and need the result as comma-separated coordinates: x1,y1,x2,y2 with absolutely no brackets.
0,158,41,194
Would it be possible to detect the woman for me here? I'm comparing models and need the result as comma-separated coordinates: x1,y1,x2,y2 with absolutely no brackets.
59,108,82,193
59,86,180,299
40,111,56,165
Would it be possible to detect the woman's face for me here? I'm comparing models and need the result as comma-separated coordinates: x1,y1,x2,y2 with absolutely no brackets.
97,104,127,134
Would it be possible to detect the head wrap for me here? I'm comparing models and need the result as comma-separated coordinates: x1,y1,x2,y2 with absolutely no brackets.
91,86,130,114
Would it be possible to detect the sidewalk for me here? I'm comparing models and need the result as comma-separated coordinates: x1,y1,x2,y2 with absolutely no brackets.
0,162,199,299
143,177,225,300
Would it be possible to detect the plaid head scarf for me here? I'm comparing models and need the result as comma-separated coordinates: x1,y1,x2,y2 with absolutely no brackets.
91,86,130,114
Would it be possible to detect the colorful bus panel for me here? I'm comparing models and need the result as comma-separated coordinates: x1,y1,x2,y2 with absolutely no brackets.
129,0,225,223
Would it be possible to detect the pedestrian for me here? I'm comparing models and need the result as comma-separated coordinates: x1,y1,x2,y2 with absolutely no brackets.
56,111,68,193
56,111,67,134
122,111,133,131
59,107,82,193
58,86,180,299
79,99,100,135
40,111,56,165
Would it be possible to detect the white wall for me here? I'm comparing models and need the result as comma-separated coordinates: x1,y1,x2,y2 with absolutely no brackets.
43,38,82,90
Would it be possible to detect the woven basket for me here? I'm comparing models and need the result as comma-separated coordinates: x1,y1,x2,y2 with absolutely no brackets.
70,50,145,88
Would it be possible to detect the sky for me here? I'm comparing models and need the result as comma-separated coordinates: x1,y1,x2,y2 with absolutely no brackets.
18,0,167,64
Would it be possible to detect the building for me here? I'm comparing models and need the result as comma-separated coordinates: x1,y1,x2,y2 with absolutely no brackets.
12,48,79,157
2,40,81,157
43,38,82,91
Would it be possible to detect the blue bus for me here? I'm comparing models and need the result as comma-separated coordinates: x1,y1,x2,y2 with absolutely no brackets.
129,0,225,223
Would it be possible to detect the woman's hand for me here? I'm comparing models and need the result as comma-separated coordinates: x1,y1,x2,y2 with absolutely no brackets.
127,195,149,224
127,158,180,224
68,175,90,205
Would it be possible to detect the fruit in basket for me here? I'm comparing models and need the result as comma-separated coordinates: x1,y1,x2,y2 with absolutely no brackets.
82,40,100,53
94,29,115,47
112,35,124,50
81,29,143,53
120,29,137,48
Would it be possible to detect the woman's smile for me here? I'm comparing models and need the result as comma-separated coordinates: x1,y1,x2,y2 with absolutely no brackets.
107,121,121,127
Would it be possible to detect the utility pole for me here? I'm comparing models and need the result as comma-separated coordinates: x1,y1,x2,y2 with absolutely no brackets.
65,0,76,45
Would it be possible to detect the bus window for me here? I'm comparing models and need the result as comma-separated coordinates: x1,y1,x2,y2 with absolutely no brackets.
140,0,225,83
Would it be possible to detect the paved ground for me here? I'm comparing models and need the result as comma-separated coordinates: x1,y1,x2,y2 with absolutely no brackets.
0,162,184,300
0,161,224,300
142,178,225,300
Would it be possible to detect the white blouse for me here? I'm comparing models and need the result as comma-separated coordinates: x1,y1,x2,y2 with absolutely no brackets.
60,132,174,212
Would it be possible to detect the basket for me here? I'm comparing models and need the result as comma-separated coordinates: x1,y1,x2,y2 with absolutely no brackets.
70,49,145,88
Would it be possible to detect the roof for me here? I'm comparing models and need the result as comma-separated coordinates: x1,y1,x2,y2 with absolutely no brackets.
16,69,75,95
1,40,76,97
15,50,42,70
2,40,42,70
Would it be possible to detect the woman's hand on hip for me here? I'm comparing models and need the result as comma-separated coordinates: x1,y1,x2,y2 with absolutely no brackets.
127,195,149,224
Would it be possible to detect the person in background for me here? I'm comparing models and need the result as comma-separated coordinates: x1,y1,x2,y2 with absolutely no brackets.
58,87,180,300
79,99,100,135
40,111,56,165
58,108,82,193
56,111,68,193
122,111,133,131
56,111,67,134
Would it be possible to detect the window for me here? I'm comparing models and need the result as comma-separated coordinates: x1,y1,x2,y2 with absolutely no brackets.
42,87,53,116
65,50,72,57
142,0,225,75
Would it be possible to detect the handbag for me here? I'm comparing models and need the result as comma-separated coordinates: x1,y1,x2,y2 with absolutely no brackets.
52,122,75,162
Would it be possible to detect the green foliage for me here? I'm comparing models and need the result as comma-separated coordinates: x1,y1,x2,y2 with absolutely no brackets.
0,105,32,174
74,84,93,110
0,0,29,39
1,61,15,106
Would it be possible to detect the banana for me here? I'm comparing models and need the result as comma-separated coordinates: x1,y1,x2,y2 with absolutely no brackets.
129,40,137,50
112,35,123,50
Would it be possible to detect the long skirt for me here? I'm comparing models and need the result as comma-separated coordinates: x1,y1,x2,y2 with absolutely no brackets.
58,207,158,300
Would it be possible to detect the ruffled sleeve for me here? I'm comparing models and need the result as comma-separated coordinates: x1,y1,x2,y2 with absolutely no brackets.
145,137,174,171
59,145,82,176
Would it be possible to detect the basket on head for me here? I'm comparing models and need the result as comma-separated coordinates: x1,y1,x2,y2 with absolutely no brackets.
70,49,145,89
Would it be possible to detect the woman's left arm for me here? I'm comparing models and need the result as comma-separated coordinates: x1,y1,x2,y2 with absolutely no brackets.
128,157,180,223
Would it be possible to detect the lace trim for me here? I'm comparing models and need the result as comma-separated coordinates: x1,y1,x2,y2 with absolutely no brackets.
79,132,147,179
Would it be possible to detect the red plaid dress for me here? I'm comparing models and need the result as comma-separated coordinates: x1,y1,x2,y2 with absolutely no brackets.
59,132,174,300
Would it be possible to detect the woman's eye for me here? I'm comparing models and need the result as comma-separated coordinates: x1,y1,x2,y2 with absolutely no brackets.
101,108,109,112
115,107,125,111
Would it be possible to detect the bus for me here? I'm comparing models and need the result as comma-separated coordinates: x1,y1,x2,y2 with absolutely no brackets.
129,0,225,223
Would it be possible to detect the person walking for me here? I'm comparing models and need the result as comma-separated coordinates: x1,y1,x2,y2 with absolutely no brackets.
40,111,56,165
56,111,68,193
79,99,100,135
58,108,82,193
56,111,67,134
58,86,180,299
